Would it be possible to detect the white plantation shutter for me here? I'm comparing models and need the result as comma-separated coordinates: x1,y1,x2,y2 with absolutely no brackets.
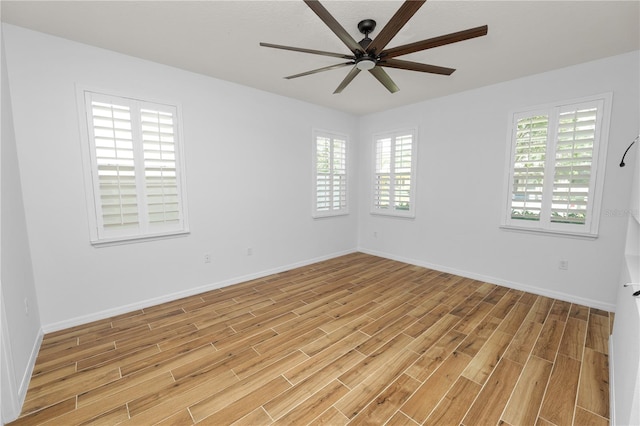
374,137,392,210
83,91,188,244
313,131,348,217
510,114,548,221
331,138,347,211
551,104,599,225
503,95,609,237
90,101,139,230
315,136,331,211
373,130,416,217
141,108,181,226
394,134,413,211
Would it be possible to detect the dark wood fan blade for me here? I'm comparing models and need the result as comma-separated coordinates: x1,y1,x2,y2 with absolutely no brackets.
366,0,426,55
260,43,355,60
285,62,354,79
379,58,455,75
304,0,363,54
380,25,488,59
369,67,399,93
334,67,361,94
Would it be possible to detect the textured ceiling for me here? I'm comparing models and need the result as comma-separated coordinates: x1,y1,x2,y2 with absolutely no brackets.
2,1,639,115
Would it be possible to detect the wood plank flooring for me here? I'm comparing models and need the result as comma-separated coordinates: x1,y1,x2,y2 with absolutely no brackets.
9,253,612,425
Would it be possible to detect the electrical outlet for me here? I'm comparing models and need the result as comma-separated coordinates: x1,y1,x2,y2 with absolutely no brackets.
247,247,253,256
204,253,212,263
24,298,29,315
559,260,569,270
373,231,378,238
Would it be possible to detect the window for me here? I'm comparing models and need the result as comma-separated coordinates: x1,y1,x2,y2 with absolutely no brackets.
79,89,189,244
313,130,348,217
502,94,611,237
372,129,417,217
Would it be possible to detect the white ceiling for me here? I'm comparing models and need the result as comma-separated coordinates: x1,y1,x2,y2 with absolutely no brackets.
2,1,639,115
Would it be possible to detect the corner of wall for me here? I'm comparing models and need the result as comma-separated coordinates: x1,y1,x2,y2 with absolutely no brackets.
1,28,44,423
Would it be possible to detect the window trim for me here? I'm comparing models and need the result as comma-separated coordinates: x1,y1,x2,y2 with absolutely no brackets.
312,129,349,218
371,128,418,218
76,85,190,246
500,93,612,238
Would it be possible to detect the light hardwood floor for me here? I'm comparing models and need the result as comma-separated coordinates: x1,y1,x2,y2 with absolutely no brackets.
9,253,612,425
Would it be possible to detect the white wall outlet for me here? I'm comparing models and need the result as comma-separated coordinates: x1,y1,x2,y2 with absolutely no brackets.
559,260,569,270
24,297,29,315
373,231,378,238
247,247,253,256
204,253,212,263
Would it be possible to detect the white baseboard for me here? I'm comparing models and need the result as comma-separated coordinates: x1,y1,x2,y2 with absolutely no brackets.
358,247,616,312
1,326,43,424
42,249,357,333
609,338,616,426
18,328,43,407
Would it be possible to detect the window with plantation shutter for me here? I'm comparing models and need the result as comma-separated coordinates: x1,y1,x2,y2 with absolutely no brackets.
502,94,611,237
313,130,348,217
80,90,189,244
372,129,417,217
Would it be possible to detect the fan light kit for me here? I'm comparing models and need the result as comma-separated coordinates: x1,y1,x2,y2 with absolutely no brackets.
260,0,488,94
356,59,376,71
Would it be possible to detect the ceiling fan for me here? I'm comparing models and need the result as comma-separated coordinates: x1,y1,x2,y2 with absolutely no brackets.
260,0,488,94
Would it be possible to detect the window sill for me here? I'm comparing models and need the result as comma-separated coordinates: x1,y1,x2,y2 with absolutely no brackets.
91,230,190,247
370,211,416,219
499,225,598,240
312,212,350,219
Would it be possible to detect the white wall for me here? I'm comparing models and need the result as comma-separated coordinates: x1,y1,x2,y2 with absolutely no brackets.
2,24,358,330
1,31,42,422
357,51,640,311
